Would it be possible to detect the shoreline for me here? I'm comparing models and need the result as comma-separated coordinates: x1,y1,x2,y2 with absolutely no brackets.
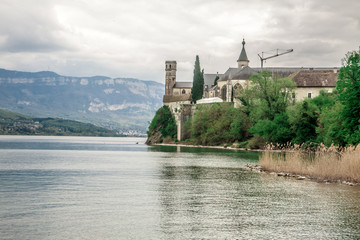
151,142,265,152
245,163,359,187
152,143,359,187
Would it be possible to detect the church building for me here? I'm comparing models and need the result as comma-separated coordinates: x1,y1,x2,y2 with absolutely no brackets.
163,39,339,106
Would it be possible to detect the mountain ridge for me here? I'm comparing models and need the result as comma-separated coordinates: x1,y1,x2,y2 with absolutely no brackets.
0,68,164,134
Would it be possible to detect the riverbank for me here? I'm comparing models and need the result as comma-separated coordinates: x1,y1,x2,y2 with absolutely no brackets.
152,143,360,187
259,145,360,186
245,163,359,186
152,142,264,152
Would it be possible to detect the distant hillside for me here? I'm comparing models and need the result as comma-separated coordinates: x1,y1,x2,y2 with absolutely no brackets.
0,109,122,136
0,68,164,134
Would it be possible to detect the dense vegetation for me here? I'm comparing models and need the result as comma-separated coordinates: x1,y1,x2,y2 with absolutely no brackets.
184,48,360,148
147,105,177,143
184,103,249,146
191,55,204,103
0,109,121,136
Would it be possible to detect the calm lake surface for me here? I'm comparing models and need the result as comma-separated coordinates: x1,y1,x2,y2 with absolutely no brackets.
0,136,359,239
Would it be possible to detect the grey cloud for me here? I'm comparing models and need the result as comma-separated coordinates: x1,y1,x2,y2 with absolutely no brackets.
0,1,72,53
0,0,359,82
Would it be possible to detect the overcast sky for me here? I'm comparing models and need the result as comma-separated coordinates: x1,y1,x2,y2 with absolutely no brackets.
0,0,359,83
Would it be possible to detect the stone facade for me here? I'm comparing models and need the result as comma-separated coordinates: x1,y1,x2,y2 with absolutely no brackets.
163,60,192,105
295,87,334,101
165,61,176,95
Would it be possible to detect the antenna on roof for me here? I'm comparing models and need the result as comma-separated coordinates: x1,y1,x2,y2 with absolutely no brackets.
258,49,293,69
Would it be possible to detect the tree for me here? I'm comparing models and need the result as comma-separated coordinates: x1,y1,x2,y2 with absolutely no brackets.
213,75,219,85
336,48,360,145
317,102,346,147
250,112,294,145
287,100,319,145
189,103,248,145
191,55,204,103
147,105,177,139
238,70,296,122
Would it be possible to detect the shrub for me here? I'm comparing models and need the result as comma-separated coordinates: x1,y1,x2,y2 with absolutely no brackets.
147,105,177,139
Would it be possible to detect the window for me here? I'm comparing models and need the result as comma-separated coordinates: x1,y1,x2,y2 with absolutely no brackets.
182,89,186,94
221,85,227,101
308,92,312,98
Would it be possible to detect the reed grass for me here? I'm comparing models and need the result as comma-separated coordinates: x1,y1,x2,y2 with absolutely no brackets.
259,144,360,183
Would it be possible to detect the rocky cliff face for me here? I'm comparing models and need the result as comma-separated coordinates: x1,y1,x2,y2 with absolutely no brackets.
0,68,164,134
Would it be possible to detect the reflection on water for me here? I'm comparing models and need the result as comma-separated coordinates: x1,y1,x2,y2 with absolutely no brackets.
158,163,360,239
0,136,359,239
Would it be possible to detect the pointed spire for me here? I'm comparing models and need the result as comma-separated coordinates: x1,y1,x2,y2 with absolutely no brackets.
237,38,249,62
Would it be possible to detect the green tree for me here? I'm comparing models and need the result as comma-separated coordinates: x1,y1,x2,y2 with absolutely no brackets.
238,70,296,121
213,75,219,85
191,55,204,103
190,103,248,145
317,102,346,147
287,100,319,144
336,48,360,145
250,112,294,145
147,106,177,139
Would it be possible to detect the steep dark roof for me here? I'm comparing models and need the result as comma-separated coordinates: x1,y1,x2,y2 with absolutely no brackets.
237,39,249,62
289,70,338,87
219,66,258,81
204,73,223,89
174,82,192,88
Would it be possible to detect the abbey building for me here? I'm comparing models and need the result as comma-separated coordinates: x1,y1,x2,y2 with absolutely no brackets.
163,39,339,107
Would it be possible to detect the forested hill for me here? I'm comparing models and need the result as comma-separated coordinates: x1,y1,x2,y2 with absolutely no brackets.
0,109,122,136
0,68,164,134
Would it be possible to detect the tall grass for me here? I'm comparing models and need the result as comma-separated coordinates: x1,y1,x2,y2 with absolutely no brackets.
260,145,360,183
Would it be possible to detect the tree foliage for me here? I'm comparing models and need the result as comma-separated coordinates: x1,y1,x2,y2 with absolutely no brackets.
147,105,177,139
250,112,294,145
287,100,319,145
191,55,204,103
238,70,296,122
188,103,248,145
336,48,360,145
214,76,219,86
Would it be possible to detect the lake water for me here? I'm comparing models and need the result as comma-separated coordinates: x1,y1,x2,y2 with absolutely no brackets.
0,136,359,239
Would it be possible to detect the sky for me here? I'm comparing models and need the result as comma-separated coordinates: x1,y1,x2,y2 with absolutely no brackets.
0,0,359,83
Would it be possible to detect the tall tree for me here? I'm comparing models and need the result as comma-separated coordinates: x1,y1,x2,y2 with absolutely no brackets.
213,75,219,85
336,48,360,145
191,55,204,103
238,70,296,121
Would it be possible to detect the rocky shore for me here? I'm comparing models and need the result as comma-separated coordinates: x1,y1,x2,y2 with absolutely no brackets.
244,163,359,186
151,142,264,152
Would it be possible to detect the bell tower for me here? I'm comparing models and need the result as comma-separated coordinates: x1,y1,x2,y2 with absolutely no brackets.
237,39,249,68
165,61,177,95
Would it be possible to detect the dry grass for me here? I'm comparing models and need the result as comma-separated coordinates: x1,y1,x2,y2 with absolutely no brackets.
260,144,360,183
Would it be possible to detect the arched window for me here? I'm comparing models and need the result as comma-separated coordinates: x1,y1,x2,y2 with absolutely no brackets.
233,83,243,97
182,89,186,94
221,85,227,101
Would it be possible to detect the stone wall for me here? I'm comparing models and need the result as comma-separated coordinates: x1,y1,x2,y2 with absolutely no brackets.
295,87,334,102
166,102,195,141
173,88,192,95
163,94,191,104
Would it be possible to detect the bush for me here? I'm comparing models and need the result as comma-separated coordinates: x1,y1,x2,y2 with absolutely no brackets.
147,105,177,140
287,100,319,144
189,103,249,145
250,112,294,145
